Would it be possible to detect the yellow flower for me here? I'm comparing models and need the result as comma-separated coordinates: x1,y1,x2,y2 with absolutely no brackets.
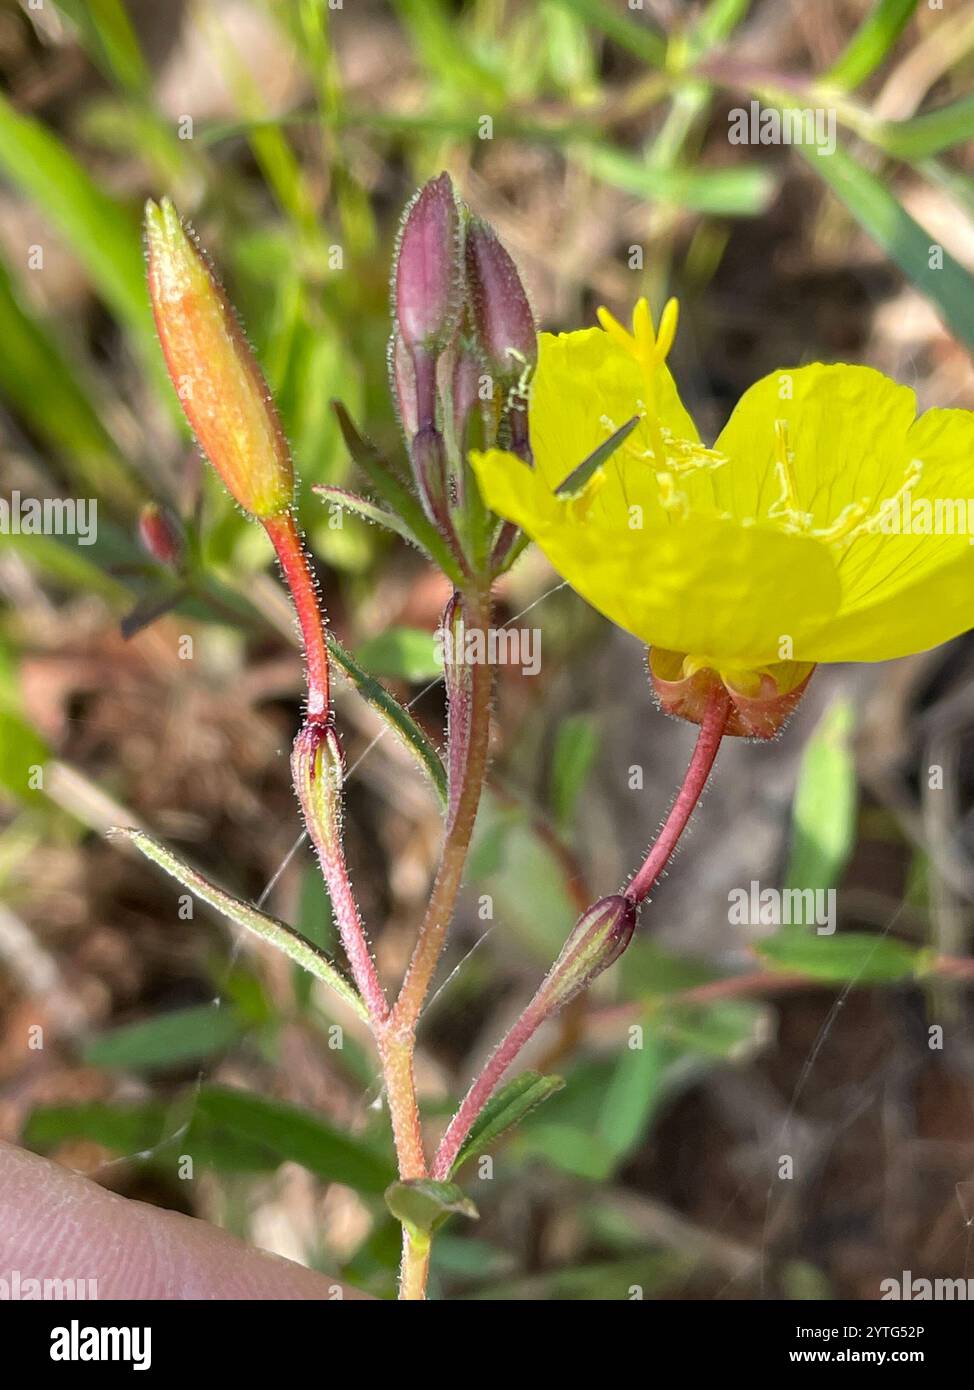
472,297,974,732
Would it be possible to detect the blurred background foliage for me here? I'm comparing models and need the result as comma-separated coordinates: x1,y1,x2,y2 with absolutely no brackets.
1,0,974,1300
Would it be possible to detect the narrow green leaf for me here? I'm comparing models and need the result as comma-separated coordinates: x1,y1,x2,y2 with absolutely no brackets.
578,145,777,215
332,401,464,585
551,714,600,832
0,711,49,805
112,828,368,1020
756,929,920,984
785,697,857,894
355,627,442,684
325,636,448,805
451,1072,565,1175
54,0,149,93
822,0,918,91
196,1085,395,1193
875,94,974,160
801,140,974,350
0,92,149,343
82,1004,243,1072
555,415,640,494
312,485,425,550
687,0,752,62
0,255,137,506
385,1178,478,1238
550,0,665,66
393,0,508,103
23,1101,169,1155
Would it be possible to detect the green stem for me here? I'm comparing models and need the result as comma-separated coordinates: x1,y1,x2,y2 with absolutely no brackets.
399,1229,431,1302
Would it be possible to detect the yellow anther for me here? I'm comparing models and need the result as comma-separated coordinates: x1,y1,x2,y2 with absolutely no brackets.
812,500,871,545
656,472,687,516
771,419,798,510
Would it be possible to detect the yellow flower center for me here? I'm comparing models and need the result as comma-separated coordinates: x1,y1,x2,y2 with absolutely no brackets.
595,297,926,552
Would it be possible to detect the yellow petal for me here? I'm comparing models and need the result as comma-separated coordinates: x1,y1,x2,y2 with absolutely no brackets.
528,328,700,493
712,363,917,528
801,407,974,661
471,447,840,665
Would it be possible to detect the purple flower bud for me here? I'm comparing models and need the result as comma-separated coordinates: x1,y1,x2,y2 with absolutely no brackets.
389,330,419,441
537,895,638,1013
410,424,453,534
440,592,472,829
450,341,483,452
137,502,183,568
394,172,462,357
465,217,537,386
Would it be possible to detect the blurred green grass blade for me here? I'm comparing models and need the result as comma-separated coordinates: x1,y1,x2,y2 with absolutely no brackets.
23,1101,170,1155
578,144,776,214
822,0,918,90
802,140,974,350
54,0,149,93
0,711,49,805
550,0,665,66
194,1085,395,1193
919,158,974,219
687,0,752,60
203,8,317,233
551,713,599,833
114,828,369,1020
325,635,447,806
0,255,138,506
82,1004,243,1071
875,94,974,159
393,0,508,103
450,1072,565,1176
0,92,149,342
756,930,920,984
785,697,857,893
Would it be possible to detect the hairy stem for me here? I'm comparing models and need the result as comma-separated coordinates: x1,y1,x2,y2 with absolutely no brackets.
433,996,547,1180
392,587,494,1031
433,682,731,1179
399,1229,431,1302
625,684,730,904
377,1027,427,1182
264,510,331,723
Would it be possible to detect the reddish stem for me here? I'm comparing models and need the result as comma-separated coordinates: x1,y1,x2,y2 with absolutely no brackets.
433,995,547,1180
263,511,331,723
625,684,731,905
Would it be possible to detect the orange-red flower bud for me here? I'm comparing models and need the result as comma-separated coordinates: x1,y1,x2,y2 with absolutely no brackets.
145,198,294,520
